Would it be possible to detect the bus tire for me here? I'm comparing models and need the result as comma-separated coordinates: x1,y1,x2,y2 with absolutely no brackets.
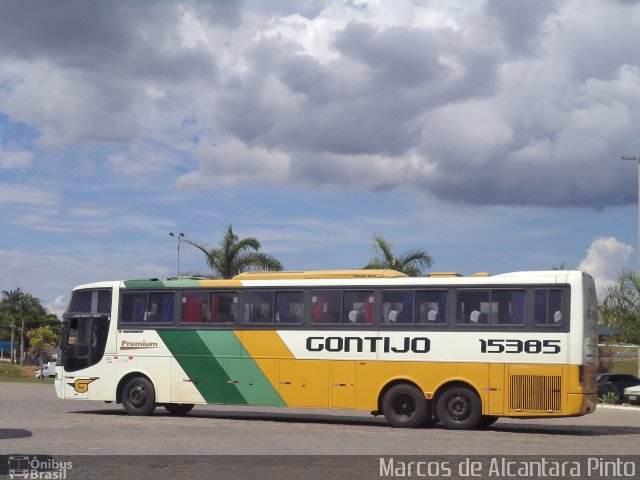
436,385,482,430
381,383,427,428
122,376,156,416
164,403,195,415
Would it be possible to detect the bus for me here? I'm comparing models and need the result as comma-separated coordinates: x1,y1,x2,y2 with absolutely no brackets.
55,269,598,430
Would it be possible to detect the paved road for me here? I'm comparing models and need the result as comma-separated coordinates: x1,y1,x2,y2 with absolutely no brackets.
2,383,640,456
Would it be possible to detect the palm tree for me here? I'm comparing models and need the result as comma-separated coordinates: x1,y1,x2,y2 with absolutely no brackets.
187,225,284,279
364,234,434,277
0,288,46,365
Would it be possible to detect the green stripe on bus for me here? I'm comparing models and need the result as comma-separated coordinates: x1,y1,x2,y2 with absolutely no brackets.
157,330,284,406
197,331,285,407
157,330,247,405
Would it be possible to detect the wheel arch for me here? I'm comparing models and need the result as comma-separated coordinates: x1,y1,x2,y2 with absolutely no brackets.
433,380,483,410
116,371,155,404
376,377,426,414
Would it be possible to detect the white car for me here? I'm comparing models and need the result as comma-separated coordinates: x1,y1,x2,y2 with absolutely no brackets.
623,385,640,405
34,362,56,379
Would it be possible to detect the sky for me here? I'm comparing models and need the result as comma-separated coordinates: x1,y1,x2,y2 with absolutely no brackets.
1,0,639,317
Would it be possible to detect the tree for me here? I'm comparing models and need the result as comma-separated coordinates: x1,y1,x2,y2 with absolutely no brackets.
187,224,284,279
364,234,434,277
27,325,58,363
599,270,640,344
0,288,48,365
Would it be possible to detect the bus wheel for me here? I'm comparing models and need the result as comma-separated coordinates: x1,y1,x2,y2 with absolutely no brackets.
164,403,195,415
122,377,156,416
436,386,481,430
382,384,427,428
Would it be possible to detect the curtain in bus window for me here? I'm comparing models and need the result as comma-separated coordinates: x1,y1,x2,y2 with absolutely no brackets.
132,296,146,322
402,293,413,323
437,292,447,323
159,295,174,322
365,293,374,324
311,294,325,323
182,296,202,323
210,294,219,323
511,291,525,324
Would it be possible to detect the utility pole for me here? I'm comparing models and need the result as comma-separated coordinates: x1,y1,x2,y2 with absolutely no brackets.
169,232,185,277
622,156,640,270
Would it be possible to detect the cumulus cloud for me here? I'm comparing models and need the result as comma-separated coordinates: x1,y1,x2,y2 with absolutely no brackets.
578,237,633,296
1,1,640,207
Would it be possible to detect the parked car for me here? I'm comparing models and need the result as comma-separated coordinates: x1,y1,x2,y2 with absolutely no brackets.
623,385,640,405
34,361,56,379
597,373,640,403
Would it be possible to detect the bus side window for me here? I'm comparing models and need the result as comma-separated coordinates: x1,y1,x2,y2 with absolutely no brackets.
382,290,413,324
148,293,174,323
211,292,238,323
535,289,564,325
244,291,274,323
310,291,341,324
275,291,304,323
121,293,146,323
342,291,374,324
416,290,447,324
456,290,489,324
181,292,208,323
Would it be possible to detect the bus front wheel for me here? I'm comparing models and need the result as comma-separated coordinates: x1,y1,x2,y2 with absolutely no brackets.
436,385,481,430
381,383,427,428
164,403,195,415
122,376,156,416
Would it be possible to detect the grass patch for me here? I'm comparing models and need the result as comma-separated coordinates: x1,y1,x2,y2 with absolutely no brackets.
0,362,54,384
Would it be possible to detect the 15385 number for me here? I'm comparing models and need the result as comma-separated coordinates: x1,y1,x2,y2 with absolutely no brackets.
479,339,561,354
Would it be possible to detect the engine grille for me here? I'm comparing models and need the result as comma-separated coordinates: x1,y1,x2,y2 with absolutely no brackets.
509,374,562,413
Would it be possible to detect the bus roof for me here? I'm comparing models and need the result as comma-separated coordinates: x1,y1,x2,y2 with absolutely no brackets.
71,270,588,291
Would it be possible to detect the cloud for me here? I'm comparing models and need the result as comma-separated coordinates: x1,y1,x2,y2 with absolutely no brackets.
0,1,639,208
0,183,58,205
0,147,33,170
578,237,633,296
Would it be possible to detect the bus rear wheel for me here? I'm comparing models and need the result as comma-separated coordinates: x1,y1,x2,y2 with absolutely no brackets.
164,403,195,415
122,376,156,416
382,383,427,428
436,385,481,430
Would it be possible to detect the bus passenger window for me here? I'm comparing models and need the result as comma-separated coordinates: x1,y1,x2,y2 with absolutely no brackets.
343,291,374,324
535,289,564,325
310,291,341,324
382,291,413,324
456,291,489,324
275,291,304,323
181,292,209,323
492,290,525,325
148,293,174,323
416,291,447,324
244,291,274,323
211,292,238,323
121,293,147,323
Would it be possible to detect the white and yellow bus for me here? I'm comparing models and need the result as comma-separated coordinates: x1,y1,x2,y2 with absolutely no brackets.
55,269,598,429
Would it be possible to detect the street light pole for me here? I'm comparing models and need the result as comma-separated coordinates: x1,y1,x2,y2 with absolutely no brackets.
622,155,640,271
169,232,185,277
